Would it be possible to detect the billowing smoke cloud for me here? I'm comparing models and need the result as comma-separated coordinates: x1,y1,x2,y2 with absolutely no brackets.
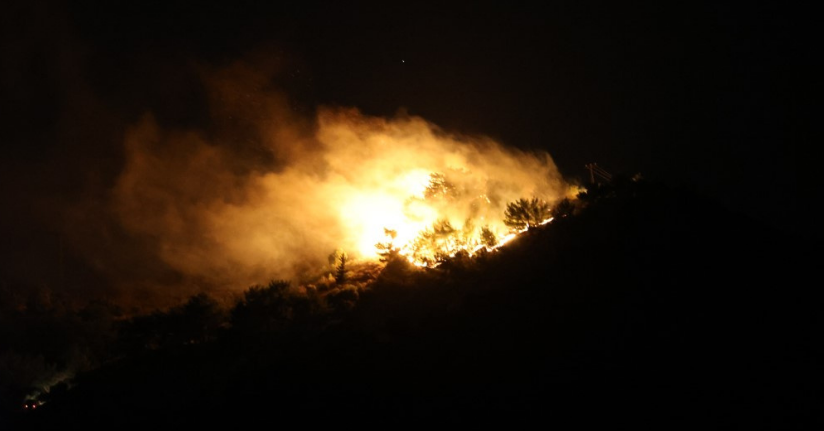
106,60,568,294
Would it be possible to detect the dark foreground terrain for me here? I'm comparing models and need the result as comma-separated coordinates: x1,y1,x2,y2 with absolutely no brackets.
9,181,822,429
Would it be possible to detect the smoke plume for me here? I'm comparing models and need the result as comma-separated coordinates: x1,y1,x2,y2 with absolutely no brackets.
102,60,568,295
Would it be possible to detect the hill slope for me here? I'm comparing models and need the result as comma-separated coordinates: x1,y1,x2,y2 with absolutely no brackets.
20,182,822,428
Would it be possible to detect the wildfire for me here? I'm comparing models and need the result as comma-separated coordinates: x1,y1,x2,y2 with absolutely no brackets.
112,82,570,287
346,168,560,267
338,168,436,257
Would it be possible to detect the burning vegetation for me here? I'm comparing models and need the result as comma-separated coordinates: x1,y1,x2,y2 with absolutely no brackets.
372,172,562,267
2,60,581,420
104,62,572,294
4,173,817,429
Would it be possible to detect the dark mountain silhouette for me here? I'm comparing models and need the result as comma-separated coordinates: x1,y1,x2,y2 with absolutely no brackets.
10,180,822,429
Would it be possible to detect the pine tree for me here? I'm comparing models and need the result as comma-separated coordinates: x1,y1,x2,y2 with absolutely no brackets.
335,252,348,284
503,198,551,231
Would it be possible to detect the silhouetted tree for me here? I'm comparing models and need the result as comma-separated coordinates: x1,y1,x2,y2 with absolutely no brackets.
230,280,324,336
117,311,167,352
411,219,459,264
325,287,359,313
230,280,292,333
335,252,348,284
117,293,226,352
376,228,401,262
439,249,473,273
503,198,551,231
551,198,575,219
480,225,497,247
177,293,224,344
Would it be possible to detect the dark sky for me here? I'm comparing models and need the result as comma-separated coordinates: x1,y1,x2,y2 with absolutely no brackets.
0,1,815,294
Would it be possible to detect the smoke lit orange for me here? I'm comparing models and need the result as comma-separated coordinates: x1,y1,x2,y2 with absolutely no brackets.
109,63,570,289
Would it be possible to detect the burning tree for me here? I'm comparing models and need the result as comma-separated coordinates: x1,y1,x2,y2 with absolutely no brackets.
503,198,551,231
406,218,484,265
424,173,459,200
368,169,567,267
480,226,497,247
410,219,458,265
375,229,401,262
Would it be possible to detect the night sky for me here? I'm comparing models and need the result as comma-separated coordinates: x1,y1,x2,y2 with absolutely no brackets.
0,1,815,294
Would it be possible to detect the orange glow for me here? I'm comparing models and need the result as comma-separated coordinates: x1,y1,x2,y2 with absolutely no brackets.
110,69,572,287
343,167,560,267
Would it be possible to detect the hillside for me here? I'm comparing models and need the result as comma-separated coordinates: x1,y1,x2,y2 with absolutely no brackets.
12,181,822,428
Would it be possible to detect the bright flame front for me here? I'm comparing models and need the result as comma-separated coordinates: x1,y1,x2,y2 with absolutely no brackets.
339,167,559,266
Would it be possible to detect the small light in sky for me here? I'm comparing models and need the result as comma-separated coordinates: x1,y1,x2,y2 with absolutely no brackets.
401,59,405,63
